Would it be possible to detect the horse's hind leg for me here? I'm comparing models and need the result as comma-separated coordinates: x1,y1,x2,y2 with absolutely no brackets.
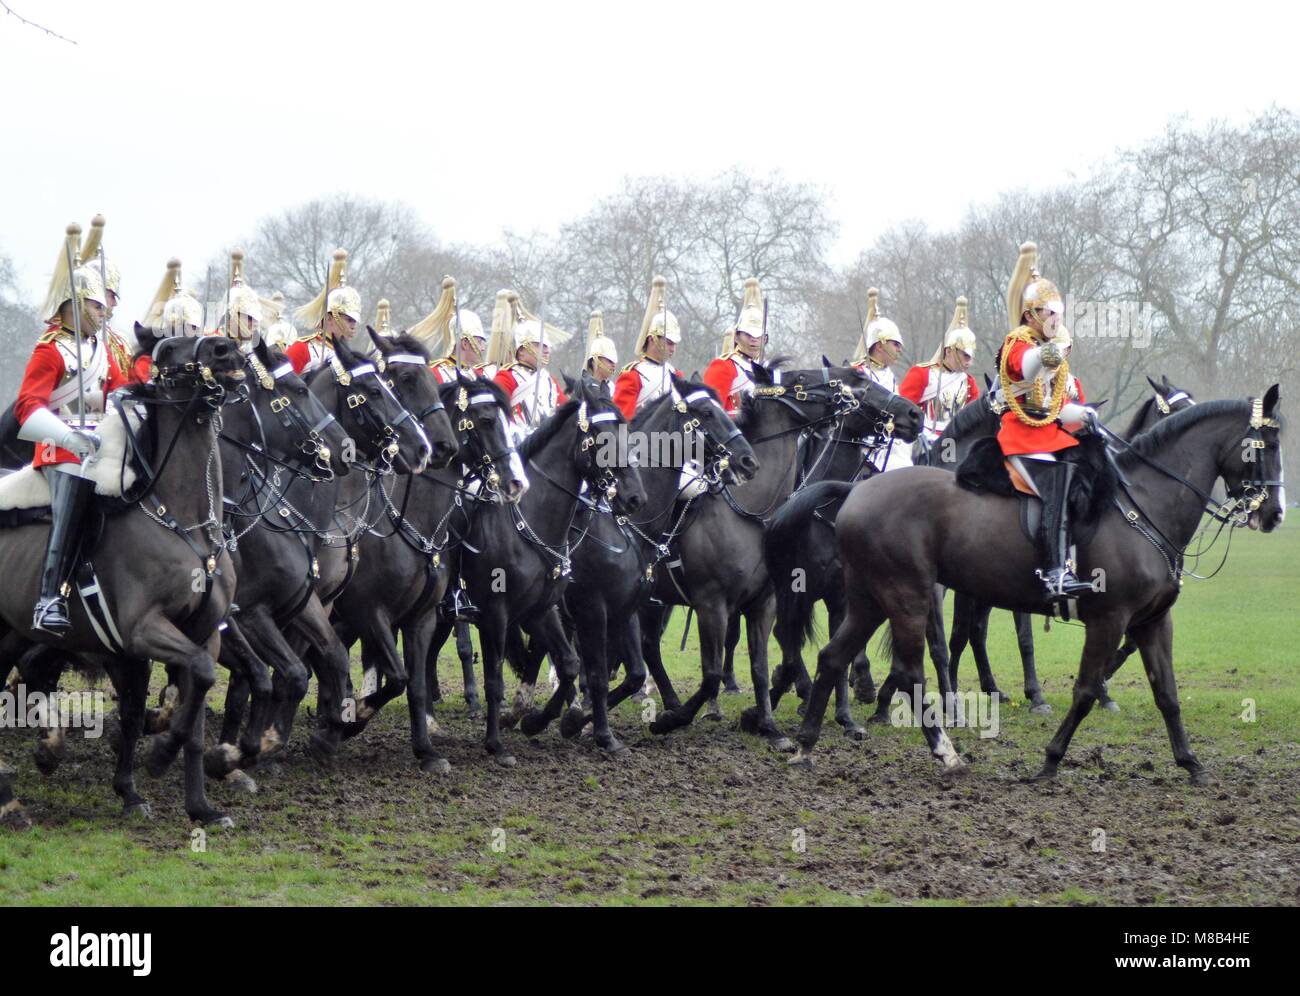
1130,611,1205,784
402,612,450,774
454,621,482,719
1033,614,1125,783
925,584,954,702
890,609,964,772
720,610,742,694
640,603,682,712
519,608,582,738
208,619,271,789
1014,610,1049,712
793,569,883,764
966,602,1008,701
606,614,647,711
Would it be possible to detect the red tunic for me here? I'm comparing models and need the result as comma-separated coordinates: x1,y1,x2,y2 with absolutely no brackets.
130,353,152,383
612,364,681,421
285,338,312,375
16,328,128,469
896,365,980,408
997,336,1079,456
703,356,747,416
493,366,567,423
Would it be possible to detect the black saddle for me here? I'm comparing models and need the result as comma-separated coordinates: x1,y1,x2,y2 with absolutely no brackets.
955,433,1118,547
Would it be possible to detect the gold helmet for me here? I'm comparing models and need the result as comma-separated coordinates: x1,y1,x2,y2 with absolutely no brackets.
1006,241,1063,331
511,291,574,351
294,248,361,328
585,309,618,366
226,248,263,324
260,290,286,325
42,222,111,326
852,287,902,364
635,275,681,355
142,257,183,328
78,214,121,298
724,276,764,355
925,295,977,366
408,276,458,359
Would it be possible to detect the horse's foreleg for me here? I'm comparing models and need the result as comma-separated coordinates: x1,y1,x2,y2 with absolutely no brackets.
925,584,954,701
651,601,726,734
518,608,580,738
1033,615,1126,782
402,612,449,773
478,610,514,766
1131,611,1204,783
1013,610,1048,712
738,595,794,751
454,620,482,718
640,604,681,712
720,610,742,694
103,658,151,817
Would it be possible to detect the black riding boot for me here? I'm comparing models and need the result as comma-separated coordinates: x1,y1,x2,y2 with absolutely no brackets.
1021,459,1093,604
32,470,95,635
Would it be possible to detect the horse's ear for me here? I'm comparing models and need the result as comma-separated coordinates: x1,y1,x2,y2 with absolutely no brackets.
821,354,832,368
254,336,271,365
367,326,392,354
563,373,577,395
1093,399,1108,410
1263,383,1280,416
1146,375,1161,392
691,370,700,381
983,373,993,392
750,361,772,385
1162,374,1172,391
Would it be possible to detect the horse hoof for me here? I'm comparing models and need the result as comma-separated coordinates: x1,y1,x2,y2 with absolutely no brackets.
796,701,807,717
1101,700,1121,713
223,770,258,795
1025,766,1057,784
123,801,153,820
853,684,876,705
704,707,723,723
722,682,742,695
841,723,868,741
560,709,587,740
865,711,889,726
466,708,483,723
519,710,548,738
769,736,797,754
738,707,760,734
993,690,1011,703
33,741,63,776
1188,768,1213,787
204,743,243,778
0,801,32,830
144,735,177,778
1029,702,1053,715
649,710,676,736
494,753,517,768
786,747,813,768
205,814,235,830
420,757,452,775
307,732,338,765
939,759,969,778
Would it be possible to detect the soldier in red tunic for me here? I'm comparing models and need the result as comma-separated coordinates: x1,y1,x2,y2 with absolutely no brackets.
286,248,363,375
703,276,766,416
612,275,682,421
897,295,981,446
214,249,263,353
15,224,128,633
491,290,570,431
584,310,618,384
996,241,1097,603
409,277,492,384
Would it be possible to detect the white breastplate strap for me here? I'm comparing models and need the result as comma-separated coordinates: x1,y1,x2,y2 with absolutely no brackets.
386,353,425,366
49,337,109,416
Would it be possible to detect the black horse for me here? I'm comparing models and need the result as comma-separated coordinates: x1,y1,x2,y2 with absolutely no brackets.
791,387,1285,783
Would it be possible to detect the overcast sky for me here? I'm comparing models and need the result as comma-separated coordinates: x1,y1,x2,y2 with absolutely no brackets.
2,0,1295,321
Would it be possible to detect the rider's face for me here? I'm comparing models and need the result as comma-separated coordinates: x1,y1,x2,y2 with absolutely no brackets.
81,299,105,332
736,330,764,359
873,340,901,365
646,335,673,363
459,336,486,366
945,347,973,372
327,313,358,340
589,355,616,381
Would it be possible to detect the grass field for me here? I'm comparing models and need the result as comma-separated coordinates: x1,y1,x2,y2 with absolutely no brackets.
1,519,1297,906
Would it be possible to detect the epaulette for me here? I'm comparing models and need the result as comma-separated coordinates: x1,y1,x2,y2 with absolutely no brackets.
717,349,740,362
298,330,324,344
620,360,639,374
108,330,132,375
430,356,455,369
37,323,68,345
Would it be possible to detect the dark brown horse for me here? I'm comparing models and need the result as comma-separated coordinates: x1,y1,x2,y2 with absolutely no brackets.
791,388,1285,782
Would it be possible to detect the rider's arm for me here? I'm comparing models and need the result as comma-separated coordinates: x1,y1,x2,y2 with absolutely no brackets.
702,358,733,409
611,370,639,421
896,365,927,404
285,339,310,374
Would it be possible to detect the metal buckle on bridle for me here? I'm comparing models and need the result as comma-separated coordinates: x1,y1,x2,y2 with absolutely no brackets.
347,392,366,409
270,396,290,414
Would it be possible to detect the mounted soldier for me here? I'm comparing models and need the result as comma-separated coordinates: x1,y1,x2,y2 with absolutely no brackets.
14,223,128,633
132,258,191,382
612,274,682,420
898,294,980,448
216,248,263,353
286,248,363,375
704,276,766,416
410,276,489,383
851,287,911,471
492,290,571,430
584,310,618,384
995,241,1097,603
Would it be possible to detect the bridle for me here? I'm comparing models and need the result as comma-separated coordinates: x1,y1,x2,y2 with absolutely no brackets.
325,354,425,472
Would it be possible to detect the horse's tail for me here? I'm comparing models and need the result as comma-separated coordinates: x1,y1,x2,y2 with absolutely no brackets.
764,480,855,649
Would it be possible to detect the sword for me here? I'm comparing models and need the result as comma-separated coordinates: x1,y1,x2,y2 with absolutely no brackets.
201,264,213,333
451,281,463,368
530,279,547,425
760,293,769,365
63,232,87,429
660,283,668,398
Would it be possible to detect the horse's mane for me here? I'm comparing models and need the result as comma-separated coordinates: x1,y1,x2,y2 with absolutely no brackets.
1119,399,1249,466
382,333,430,360
734,356,793,431
1121,396,1156,440
630,378,719,429
518,399,581,461
941,393,994,441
